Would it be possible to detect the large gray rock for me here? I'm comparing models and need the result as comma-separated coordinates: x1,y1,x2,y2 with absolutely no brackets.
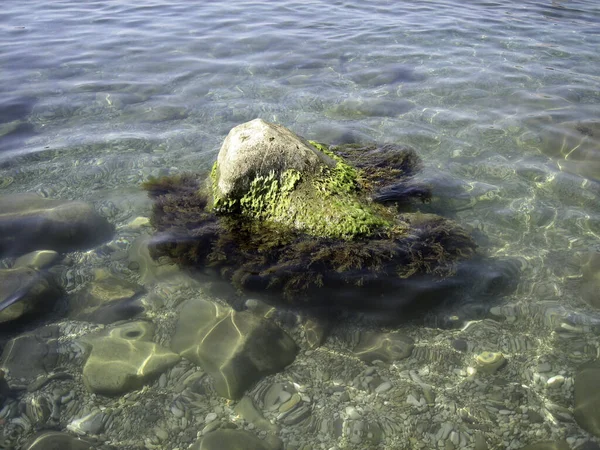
214,118,335,199
0,267,61,323
81,321,180,396
0,193,114,257
171,298,297,399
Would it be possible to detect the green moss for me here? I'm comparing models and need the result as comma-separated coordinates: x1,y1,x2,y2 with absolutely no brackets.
211,141,391,239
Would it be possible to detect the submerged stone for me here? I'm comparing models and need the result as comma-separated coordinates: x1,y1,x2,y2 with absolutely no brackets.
192,429,276,450
81,320,180,396
353,331,414,363
171,298,297,399
0,325,60,383
475,351,506,374
0,267,61,323
518,441,570,450
0,193,114,257
13,250,59,270
70,273,144,324
22,431,105,450
574,360,600,437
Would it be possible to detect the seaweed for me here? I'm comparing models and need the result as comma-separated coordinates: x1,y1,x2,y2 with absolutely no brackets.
143,141,477,305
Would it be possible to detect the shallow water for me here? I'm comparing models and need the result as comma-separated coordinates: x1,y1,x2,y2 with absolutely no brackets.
1,0,600,449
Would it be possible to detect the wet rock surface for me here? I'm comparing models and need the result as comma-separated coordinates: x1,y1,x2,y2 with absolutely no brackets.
214,118,335,199
0,193,114,257
80,321,180,395
171,298,297,399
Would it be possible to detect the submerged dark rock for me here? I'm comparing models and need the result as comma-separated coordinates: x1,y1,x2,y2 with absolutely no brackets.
143,120,493,316
0,267,62,324
0,193,114,257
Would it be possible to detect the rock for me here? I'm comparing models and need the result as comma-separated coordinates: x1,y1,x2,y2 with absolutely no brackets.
192,429,275,450
475,352,506,374
67,409,105,435
13,250,59,270
575,360,600,437
0,193,114,257
580,252,600,309
1,325,59,383
128,234,198,287
353,331,414,363
0,267,61,323
70,273,144,324
214,118,335,199
577,442,600,450
81,321,180,395
21,431,102,450
234,396,278,433
144,121,477,305
171,298,297,399
518,441,570,450
302,317,330,349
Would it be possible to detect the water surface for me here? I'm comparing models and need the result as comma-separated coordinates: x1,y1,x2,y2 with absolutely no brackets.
1,0,600,449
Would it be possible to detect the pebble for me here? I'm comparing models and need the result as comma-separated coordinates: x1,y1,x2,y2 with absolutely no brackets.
475,352,506,374
538,362,552,373
158,373,167,389
375,381,392,393
547,375,565,388
205,412,217,423
345,406,361,420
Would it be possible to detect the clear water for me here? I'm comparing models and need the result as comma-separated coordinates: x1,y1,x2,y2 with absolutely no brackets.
1,0,600,448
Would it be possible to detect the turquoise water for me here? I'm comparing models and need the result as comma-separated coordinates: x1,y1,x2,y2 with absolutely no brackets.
1,0,600,449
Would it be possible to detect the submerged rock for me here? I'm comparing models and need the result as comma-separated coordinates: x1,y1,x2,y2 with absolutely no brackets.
0,267,62,323
353,331,414,363
518,441,570,450
22,431,107,450
0,325,60,383
171,297,297,399
70,273,144,324
13,250,60,270
143,120,478,307
80,321,180,396
574,360,600,438
0,193,114,257
191,429,277,450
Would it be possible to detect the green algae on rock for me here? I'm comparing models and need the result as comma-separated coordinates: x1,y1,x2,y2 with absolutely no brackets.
143,119,476,301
